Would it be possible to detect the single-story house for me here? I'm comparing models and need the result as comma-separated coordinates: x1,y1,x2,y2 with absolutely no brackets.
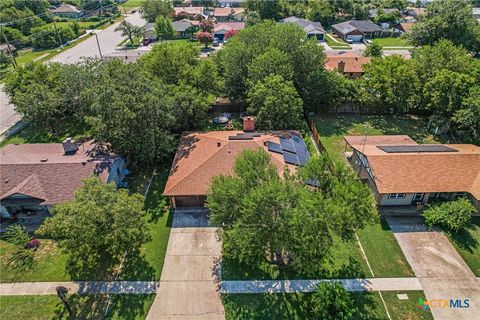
405,7,425,18
368,8,399,19
50,3,83,18
392,22,414,33
473,7,480,20
344,135,480,208
173,6,205,20
280,16,326,41
217,0,244,7
0,139,126,218
213,22,245,41
0,43,16,54
213,7,245,22
325,52,371,78
164,118,310,208
332,20,382,42
143,22,156,41
172,19,198,38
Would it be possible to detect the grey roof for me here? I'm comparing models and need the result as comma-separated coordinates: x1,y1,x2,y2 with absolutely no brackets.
144,22,154,31
281,16,326,35
473,8,480,15
332,20,382,35
368,8,398,18
172,19,194,32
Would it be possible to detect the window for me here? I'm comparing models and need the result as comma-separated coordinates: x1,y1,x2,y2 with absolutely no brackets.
454,192,466,199
388,193,406,199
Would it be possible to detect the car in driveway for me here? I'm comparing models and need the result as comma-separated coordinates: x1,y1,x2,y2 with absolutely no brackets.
212,38,220,47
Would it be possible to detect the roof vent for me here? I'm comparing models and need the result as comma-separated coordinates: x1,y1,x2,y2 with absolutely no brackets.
217,142,221,147
40,158,48,162
62,137,78,155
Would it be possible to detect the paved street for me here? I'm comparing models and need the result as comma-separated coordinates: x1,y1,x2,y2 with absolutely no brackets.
0,84,21,136
388,217,480,320
50,12,146,64
321,41,412,58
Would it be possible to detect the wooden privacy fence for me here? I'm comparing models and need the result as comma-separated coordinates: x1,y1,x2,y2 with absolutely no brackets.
307,119,326,154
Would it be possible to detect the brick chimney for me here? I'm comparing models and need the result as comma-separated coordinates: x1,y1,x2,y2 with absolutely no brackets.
243,116,255,132
337,60,345,73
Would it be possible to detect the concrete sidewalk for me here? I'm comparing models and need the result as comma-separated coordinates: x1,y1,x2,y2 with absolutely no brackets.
0,281,157,296
220,277,423,294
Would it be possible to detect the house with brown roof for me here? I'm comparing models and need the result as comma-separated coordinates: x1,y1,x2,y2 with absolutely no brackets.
163,118,310,208
344,135,480,208
325,52,371,78
213,7,245,22
0,139,126,218
392,22,414,34
173,6,206,20
213,22,245,41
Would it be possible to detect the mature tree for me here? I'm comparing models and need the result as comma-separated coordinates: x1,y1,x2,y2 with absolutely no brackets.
184,25,197,40
199,19,214,32
38,177,150,278
359,56,418,113
224,29,238,41
245,0,283,20
246,47,294,87
247,75,304,130
245,10,261,27
140,0,173,22
452,87,480,144
115,20,145,45
220,21,326,107
363,42,382,57
139,41,199,84
306,0,335,27
197,31,214,48
155,16,176,40
4,62,64,132
310,282,357,319
87,60,177,166
0,26,28,47
0,7,45,35
408,0,480,53
208,150,377,277
423,198,476,233
193,58,221,95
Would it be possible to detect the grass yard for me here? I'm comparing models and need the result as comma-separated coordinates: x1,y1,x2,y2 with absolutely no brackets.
0,294,154,320
222,235,370,280
123,0,145,11
314,114,444,163
222,290,432,320
371,37,412,48
15,49,54,66
45,21,98,30
0,239,69,283
357,218,414,277
0,121,92,148
119,164,173,281
325,33,352,50
448,217,480,276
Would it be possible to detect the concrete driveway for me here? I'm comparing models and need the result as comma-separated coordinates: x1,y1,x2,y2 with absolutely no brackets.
387,217,480,320
0,84,21,136
146,210,224,320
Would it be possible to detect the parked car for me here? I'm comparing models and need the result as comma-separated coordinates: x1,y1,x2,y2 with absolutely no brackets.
346,38,353,44
213,38,220,47
363,39,373,45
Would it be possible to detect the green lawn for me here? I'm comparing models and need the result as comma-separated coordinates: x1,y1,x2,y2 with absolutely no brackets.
45,21,98,30
0,294,154,320
15,49,54,66
123,0,145,11
222,290,432,320
448,217,480,276
325,33,352,50
0,239,69,283
0,121,92,148
119,164,173,281
314,114,444,163
371,37,412,48
357,218,414,277
222,235,370,280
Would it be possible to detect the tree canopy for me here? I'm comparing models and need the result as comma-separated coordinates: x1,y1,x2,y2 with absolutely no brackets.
207,150,377,277
140,0,173,23
38,177,150,279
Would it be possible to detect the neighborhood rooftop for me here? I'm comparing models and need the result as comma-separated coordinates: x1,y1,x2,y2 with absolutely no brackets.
344,135,480,200
0,140,120,206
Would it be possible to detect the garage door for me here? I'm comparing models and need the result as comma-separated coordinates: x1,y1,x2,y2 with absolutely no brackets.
347,35,363,42
174,196,206,208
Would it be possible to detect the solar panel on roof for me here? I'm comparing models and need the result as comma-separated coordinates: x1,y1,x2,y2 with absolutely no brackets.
378,145,458,153
267,141,283,154
283,152,300,165
280,137,296,153
238,132,261,138
228,135,253,140
297,152,310,165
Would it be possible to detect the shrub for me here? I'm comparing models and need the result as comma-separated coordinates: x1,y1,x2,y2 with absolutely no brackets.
310,282,357,319
4,225,31,246
26,239,41,250
423,198,476,232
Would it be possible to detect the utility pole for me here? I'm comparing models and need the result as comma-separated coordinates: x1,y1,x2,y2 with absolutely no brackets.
56,286,73,317
99,0,104,17
0,25,18,68
52,21,63,47
92,32,103,59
